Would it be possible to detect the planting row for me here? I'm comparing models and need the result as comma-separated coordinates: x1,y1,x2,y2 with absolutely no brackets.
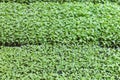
0,0,119,4
0,44,120,79
0,2,120,47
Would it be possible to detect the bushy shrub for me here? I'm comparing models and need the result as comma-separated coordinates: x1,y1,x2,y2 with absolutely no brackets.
0,2,120,47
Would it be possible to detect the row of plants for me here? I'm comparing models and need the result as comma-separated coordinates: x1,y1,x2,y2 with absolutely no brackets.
0,44,120,79
0,2,120,47
0,0,119,4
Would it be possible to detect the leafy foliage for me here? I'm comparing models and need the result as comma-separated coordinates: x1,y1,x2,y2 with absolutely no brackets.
0,1,120,80
0,44,120,79
0,0,120,4
0,2,120,48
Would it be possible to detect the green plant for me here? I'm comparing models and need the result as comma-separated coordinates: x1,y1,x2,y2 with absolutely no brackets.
0,0,119,4
0,44,120,80
0,2,120,48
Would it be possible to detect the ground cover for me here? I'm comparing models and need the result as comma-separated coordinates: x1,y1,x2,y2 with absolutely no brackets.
0,44,120,79
0,2,120,48
0,1,120,80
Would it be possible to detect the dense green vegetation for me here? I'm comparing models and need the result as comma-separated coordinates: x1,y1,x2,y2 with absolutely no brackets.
0,1,120,79
0,44,120,79
0,0,120,4
0,2,120,47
